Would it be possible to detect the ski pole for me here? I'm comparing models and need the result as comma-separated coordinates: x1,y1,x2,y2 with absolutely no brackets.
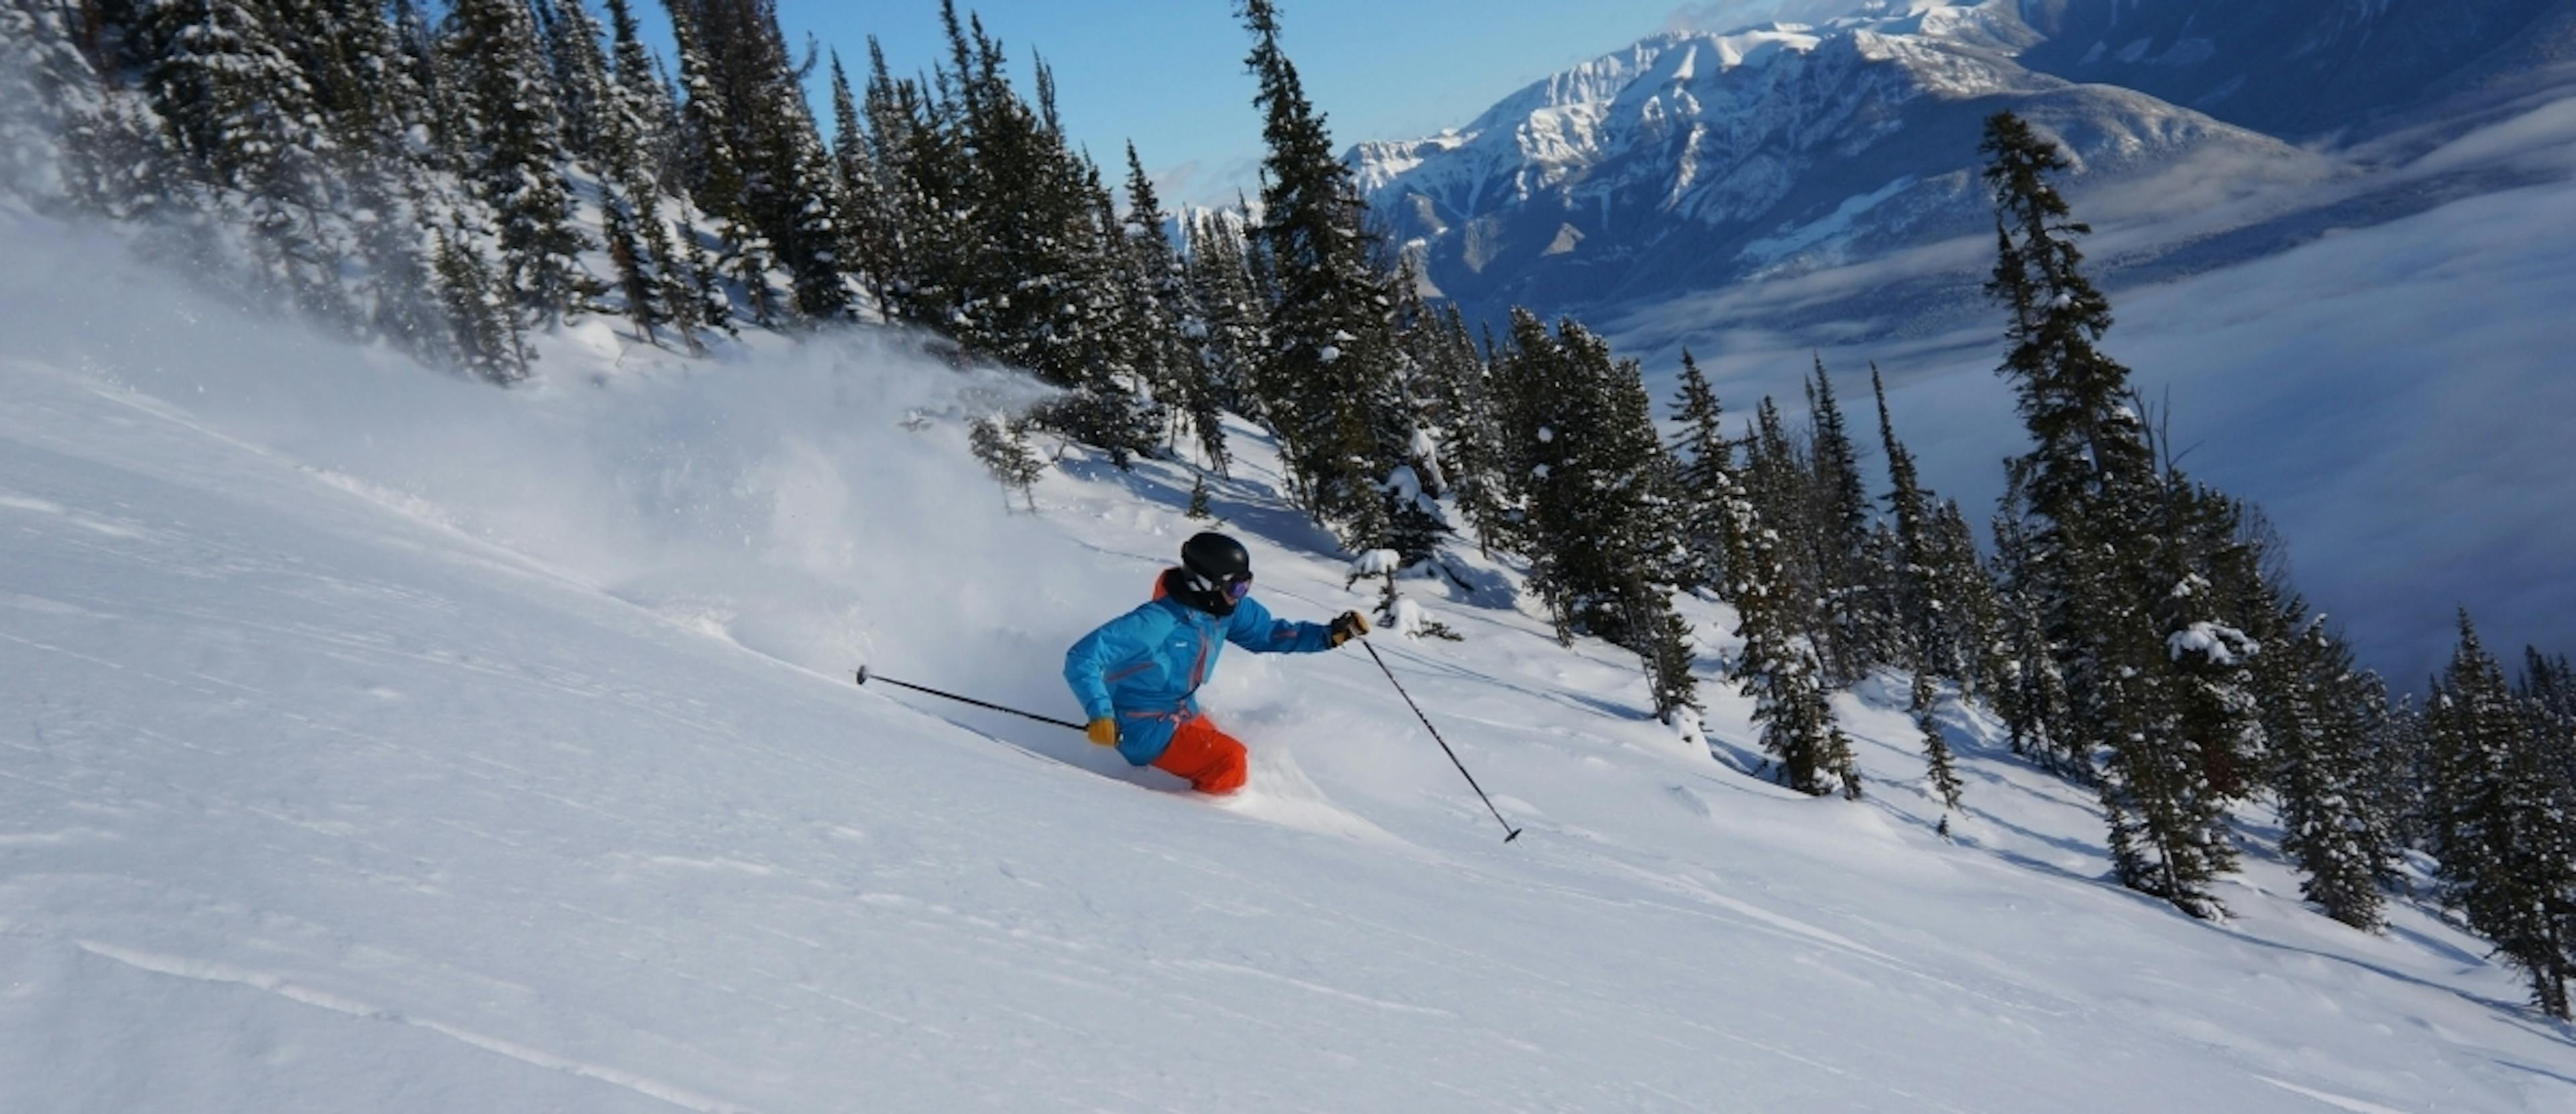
854,666,1087,731
1359,640,1523,843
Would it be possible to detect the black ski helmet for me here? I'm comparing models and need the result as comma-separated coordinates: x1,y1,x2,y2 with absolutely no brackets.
1180,532,1252,590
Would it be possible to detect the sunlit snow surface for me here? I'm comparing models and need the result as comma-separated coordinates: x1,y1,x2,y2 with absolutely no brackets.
1,206,2571,1111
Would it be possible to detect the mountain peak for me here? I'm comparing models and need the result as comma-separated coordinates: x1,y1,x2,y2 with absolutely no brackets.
1342,1,2238,320
1346,0,2568,326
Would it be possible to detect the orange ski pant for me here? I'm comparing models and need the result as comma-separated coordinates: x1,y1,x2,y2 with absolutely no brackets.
1152,716,1250,795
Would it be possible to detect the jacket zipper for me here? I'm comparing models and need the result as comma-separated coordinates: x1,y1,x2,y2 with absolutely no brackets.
1188,614,1212,691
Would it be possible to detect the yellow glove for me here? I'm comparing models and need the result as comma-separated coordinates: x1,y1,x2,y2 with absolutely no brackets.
1329,610,1371,647
1085,718,1119,746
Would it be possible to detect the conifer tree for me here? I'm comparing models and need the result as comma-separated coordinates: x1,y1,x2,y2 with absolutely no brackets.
290,0,448,349
1494,315,1654,638
703,0,849,322
867,9,1157,461
672,209,733,336
1666,349,1736,596
969,415,1046,513
1424,305,1509,556
542,0,663,341
2520,649,2576,793
827,50,892,317
664,0,773,323
1914,667,1966,812
1804,357,1878,683
389,0,447,133
1719,406,1861,799
433,220,529,384
1488,311,1698,716
2378,693,2435,853
588,0,700,349
1069,152,1169,465
861,38,969,332
2430,613,2576,1018
1368,279,1457,570
140,0,354,321
0,0,136,209
2265,608,2400,930
1122,142,1226,470
2525,649,2576,720
937,7,1090,372
1872,366,1945,677
1181,209,1269,427
2157,511,2263,795
536,0,613,168
1984,111,2233,916
444,0,591,323
1185,473,1214,520
1234,0,1406,541
608,0,710,342
1990,464,2077,774
1743,396,1827,659
1645,605,1704,726
1927,498,2004,700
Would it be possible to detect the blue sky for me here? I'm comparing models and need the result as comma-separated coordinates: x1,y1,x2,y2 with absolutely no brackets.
754,1,1826,206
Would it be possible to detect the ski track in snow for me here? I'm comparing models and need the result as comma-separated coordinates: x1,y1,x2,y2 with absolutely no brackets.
2,204,2573,1111
2255,1076,2420,1114
74,942,762,1114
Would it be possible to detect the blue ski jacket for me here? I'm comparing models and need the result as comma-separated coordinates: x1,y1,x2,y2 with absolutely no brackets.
1065,573,1336,766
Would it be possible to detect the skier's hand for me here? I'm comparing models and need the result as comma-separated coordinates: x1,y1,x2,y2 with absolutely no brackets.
1329,610,1371,647
1085,718,1119,747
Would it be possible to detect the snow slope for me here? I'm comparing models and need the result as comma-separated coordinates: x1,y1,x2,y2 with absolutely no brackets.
3,205,2573,1111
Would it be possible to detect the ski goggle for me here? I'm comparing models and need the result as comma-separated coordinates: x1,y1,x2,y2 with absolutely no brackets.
1190,569,1253,600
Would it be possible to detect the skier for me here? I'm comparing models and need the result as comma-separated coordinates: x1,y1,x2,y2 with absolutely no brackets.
1065,532,1369,795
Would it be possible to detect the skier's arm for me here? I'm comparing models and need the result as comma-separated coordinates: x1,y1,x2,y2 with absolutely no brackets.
1065,608,1157,721
1226,596,1336,654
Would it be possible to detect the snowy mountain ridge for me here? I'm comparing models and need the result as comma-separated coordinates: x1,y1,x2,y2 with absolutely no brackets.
1350,0,2576,327
1346,0,2306,321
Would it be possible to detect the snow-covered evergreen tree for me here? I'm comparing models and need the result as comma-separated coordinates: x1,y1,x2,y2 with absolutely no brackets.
1181,209,1268,428
141,0,358,322
1914,667,1965,813
1234,0,1407,543
443,0,590,323
663,0,773,325
2430,613,2576,1018
1422,307,1509,557
432,219,529,384
1927,498,2004,700
1719,410,1860,799
1120,143,1226,471
1742,396,1827,667
1803,358,1880,685
826,50,890,319
1990,464,2076,774
1666,350,1735,598
1983,111,2240,917
969,414,1047,513
599,0,705,349
1872,366,1948,683
1485,312,1697,716
2264,608,2400,930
